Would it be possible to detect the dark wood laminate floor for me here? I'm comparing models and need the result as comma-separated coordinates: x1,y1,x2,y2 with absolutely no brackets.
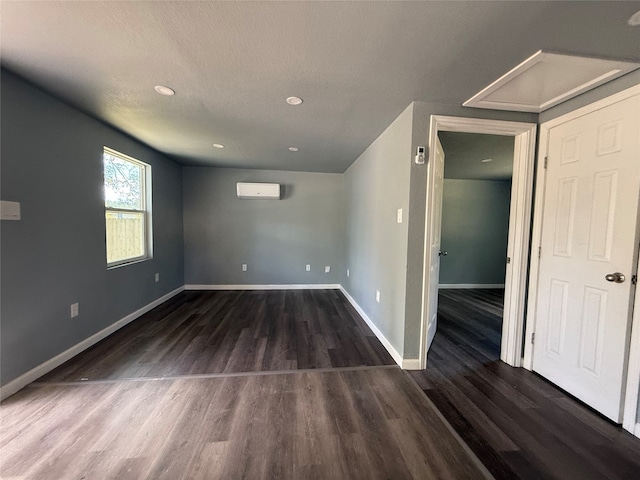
409,288,640,480
2,289,490,479
39,289,394,382
1,367,488,479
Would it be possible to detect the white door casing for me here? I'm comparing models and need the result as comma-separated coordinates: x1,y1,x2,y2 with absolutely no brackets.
424,137,446,353
418,116,536,369
530,90,640,423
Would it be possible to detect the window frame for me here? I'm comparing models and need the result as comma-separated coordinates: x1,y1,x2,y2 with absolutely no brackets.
103,146,153,268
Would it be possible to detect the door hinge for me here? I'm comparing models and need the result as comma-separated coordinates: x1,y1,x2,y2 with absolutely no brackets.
531,332,535,344
544,156,548,169
633,275,637,285
506,256,511,264
538,246,541,259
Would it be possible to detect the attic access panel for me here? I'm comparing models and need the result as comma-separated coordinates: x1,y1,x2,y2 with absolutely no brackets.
464,51,640,113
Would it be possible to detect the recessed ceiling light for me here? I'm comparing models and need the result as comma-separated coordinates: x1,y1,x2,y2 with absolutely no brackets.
288,146,299,152
213,143,225,149
154,85,175,96
481,158,493,163
286,96,303,105
629,10,640,26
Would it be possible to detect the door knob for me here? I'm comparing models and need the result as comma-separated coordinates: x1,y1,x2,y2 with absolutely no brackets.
439,251,448,256
605,272,625,283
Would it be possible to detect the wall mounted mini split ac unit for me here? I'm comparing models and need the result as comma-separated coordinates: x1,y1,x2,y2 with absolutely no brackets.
236,182,281,199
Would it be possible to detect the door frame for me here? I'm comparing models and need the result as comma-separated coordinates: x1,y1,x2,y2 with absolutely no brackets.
524,84,640,436
418,115,537,369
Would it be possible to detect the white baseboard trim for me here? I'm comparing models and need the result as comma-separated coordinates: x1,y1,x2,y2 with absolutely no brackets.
0,286,185,401
438,283,505,289
339,287,404,367
184,284,341,291
401,358,422,370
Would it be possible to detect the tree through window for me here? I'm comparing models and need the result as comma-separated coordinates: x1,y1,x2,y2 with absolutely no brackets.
103,147,151,266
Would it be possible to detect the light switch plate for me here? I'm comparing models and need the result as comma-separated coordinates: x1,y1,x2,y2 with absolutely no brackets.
396,208,403,224
1,201,21,220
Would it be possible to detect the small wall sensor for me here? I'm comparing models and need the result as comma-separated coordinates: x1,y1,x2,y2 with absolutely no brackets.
415,146,426,165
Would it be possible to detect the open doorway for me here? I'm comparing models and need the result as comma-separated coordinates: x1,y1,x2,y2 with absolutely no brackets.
418,116,537,369
435,132,514,362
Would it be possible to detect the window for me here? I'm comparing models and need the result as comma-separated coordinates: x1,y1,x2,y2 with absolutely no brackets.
103,147,151,267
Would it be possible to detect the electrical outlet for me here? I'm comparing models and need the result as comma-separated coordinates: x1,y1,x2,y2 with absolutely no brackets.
397,208,403,224
242,264,247,271
347,268,350,277
155,273,160,282
306,264,311,272
325,266,330,273
70,303,79,318
375,290,380,303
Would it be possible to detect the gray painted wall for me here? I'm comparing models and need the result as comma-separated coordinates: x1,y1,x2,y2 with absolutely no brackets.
439,180,511,285
183,167,344,285
403,101,537,359
343,104,413,357
0,69,184,385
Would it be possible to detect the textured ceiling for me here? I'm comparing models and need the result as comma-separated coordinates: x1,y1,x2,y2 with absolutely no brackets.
1,1,639,173
440,132,514,181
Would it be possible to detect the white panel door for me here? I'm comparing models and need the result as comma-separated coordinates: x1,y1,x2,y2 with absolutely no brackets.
533,92,640,422
425,136,446,352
